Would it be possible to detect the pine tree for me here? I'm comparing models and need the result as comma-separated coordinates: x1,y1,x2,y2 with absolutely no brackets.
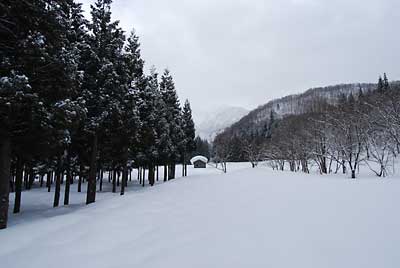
377,76,384,92
81,0,126,204
48,0,88,207
181,100,196,176
0,0,86,220
0,0,194,229
193,137,211,159
151,68,170,181
125,31,162,187
160,69,184,179
383,73,390,90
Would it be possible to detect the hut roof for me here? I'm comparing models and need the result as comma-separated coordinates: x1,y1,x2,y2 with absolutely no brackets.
190,156,208,165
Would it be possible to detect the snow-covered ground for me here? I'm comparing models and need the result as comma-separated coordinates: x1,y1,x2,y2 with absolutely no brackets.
1,162,400,268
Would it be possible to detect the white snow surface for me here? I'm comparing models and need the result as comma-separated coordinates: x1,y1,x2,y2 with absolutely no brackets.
1,163,400,268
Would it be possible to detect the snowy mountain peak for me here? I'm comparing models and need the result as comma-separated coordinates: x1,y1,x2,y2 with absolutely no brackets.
195,106,249,140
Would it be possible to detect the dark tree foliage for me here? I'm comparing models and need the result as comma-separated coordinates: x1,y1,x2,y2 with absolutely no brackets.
0,0,193,229
181,100,196,176
160,69,184,180
193,137,211,159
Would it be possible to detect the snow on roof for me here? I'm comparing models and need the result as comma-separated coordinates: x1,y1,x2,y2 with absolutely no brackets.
190,155,208,164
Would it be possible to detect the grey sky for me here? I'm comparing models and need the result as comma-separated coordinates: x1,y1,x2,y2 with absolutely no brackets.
79,0,400,121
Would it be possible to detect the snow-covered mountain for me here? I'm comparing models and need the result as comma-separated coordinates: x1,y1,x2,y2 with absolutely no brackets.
225,81,400,136
195,106,249,140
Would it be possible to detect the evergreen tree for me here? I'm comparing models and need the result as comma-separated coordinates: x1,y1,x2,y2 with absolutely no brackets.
0,0,194,229
0,0,85,222
151,67,171,181
383,73,390,90
124,31,160,187
81,0,126,204
377,76,384,92
181,100,196,176
193,137,211,159
49,0,88,207
160,69,184,180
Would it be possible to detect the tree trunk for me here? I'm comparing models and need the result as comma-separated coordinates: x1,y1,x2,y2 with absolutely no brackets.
23,167,28,190
342,160,346,174
142,167,145,187
10,171,15,193
64,155,72,206
182,155,185,177
168,163,175,180
13,156,23,214
112,170,116,193
320,157,327,174
47,172,52,192
27,167,34,189
351,169,356,179
156,165,159,181
148,164,155,186
78,165,83,193
0,137,11,229
185,164,188,177
86,133,98,205
168,164,172,180
53,159,62,207
121,162,128,196
163,164,167,182
125,170,128,187
99,169,103,192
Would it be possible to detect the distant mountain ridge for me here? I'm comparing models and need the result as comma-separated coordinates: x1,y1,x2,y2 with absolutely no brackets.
226,81,400,136
196,106,249,140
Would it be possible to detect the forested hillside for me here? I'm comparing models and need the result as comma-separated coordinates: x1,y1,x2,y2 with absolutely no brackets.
214,76,400,177
227,81,399,137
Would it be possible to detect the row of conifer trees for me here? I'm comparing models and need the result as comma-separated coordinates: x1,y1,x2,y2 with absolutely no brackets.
0,0,195,229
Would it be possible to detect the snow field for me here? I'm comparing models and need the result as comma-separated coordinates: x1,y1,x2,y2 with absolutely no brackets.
1,163,399,268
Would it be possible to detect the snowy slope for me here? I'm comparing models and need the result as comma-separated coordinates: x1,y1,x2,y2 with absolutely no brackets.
1,164,400,268
195,106,249,140
226,81,400,136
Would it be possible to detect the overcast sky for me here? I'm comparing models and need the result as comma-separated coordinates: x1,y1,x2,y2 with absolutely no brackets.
78,0,400,121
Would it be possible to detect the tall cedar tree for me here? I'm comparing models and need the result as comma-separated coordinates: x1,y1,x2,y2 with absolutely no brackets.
0,0,84,226
181,100,196,176
125,31,160,187
160,70,184,180
0,0,192,229
81,0,126,204
151,68,170,180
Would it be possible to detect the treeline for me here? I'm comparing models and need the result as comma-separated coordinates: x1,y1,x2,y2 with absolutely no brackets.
0,0,195,229
193,136,212,160
214,75,400,177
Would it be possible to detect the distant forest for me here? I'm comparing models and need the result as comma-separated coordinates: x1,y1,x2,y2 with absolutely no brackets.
214,75,400,177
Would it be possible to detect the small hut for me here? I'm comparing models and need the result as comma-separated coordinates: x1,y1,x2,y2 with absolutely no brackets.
190,156,208,168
